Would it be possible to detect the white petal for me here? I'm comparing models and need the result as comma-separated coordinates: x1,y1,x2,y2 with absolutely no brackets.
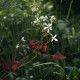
43,23,47,26
50,34,53,37
51,39,53,42
47,29,49,33
43,18,46,21
44,27,48,30
40,16,44,19
36,17,39,20
54,34,57,38
54,39,58,41
45,16,48,19
50,27,52,30
16,44,19,49
34,21,37,23
48,23,52,26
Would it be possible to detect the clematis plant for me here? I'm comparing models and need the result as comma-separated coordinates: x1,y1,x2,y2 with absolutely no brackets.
1,14,66,80
50,34,58,42
42,23,52,33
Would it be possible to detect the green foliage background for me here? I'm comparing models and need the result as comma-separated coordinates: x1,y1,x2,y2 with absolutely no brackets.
0,0,80,80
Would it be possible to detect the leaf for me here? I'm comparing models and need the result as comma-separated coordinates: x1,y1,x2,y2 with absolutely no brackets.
45,53,66,60
54,53,66,59
1,57,8,72
27,40,42,50
12,61,21,71
40,43,48,53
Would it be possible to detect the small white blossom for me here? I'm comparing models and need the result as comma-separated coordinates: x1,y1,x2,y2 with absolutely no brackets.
43,16,48,21
50,16,56,23
4,16,7,19
39,16,44,19
33,17,40,25
48,5,53,10
50,16,56,21
39,16,48,21
10,14,14,17
29,75,33,79
43,23,47,26
51,34,58,42
16,44,19,49
21,37,26,42
43,23,52,33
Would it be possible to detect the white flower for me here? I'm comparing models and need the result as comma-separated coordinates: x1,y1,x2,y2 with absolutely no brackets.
51,34,58,42
43,16,48,21
29,75,33,79
34,21,37,23
10,14,14,17
43,23,52,33
39,16,44,19
21,37,26,42
16,44,19,49
50,16,56,21
33,17,40,25
50,16,56,23
43,23,47,26
48,5,53,10
4,16,7,19
39,16,48,21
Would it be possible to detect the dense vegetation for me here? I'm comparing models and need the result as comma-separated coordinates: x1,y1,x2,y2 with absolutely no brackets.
0,0,80,80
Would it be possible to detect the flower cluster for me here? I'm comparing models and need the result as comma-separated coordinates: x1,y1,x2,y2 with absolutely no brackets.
16,37,26,49
33,15,58,42
33,15,56,26
26,15,65,61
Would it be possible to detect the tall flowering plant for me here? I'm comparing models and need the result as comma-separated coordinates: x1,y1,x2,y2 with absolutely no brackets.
1,15,66,80
27,15,65,58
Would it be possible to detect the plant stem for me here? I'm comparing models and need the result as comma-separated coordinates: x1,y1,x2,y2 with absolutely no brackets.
67,0,74,19
18,54,37,68
0,74,9,80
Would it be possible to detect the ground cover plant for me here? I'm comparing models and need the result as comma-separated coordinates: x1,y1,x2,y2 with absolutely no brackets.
0,0,80,80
